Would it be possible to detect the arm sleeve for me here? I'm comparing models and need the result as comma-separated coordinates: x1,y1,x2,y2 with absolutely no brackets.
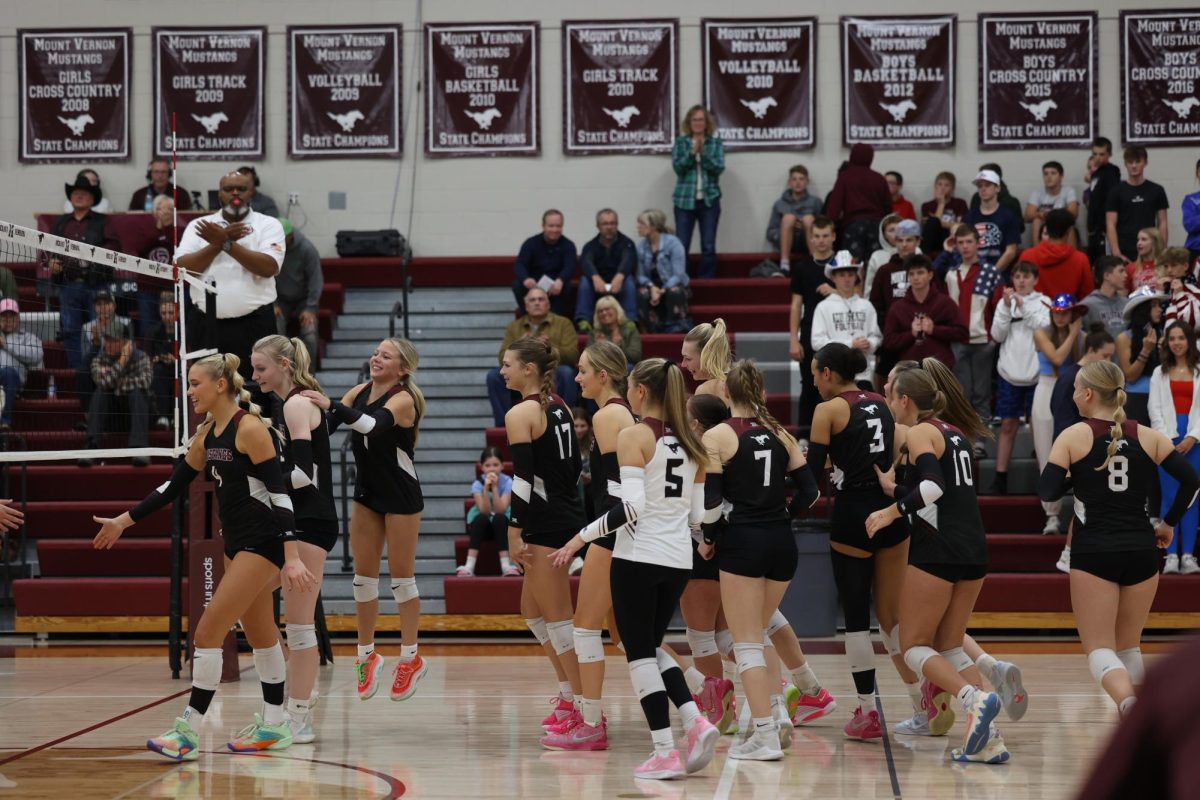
509,442,534,528
250,455,297,540
329,400,394,439
580,466,644,542
787,466,821,516
129,460,200,522
1161,450,1200,527
690,488,706,527
289,439,316,491
601,451,623,510
805,441,829,479
703,472,725,524
895,452,945,516
1038,462,1070,503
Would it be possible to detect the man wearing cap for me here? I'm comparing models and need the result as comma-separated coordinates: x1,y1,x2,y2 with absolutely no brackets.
81,319,151,468
176,171,286,383
77,290,131,412
868,217,923,384
810,250,880,387
49,174,120,370
964,169,1022,274
0,300,44,431
273,218,322,361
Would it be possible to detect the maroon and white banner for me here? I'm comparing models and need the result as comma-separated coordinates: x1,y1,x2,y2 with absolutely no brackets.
563,20,678,155
1122,10,1200,146
288,25,402,159
702,18,816,151
153,27,266,159
425,23,539,157
19,29,131,163
979,13,1096,149
841,16,956,148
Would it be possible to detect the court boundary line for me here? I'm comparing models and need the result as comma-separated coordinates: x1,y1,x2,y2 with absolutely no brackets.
875,691,903,799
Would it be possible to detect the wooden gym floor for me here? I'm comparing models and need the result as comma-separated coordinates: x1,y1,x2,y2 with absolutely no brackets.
0,641,1153,799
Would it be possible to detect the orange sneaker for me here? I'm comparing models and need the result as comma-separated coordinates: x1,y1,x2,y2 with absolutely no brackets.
355,652,385,701
390,654,428,701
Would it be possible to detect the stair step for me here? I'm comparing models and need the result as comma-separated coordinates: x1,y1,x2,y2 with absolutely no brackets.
25,465,172,500
37,539,174,577
24,501,171,538
13,577,188,616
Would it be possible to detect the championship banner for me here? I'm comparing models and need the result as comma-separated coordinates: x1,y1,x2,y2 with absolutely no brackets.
153,27,266,159
702,18,816,151
425,22,539,157
1121,10,1200,146
841,16,956,148
979,13,1096,149
563,20,678,155
288,25,402,159
19,28,131,163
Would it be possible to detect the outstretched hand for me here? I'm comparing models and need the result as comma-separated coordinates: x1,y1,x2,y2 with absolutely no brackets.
93,513,132,549
0,500,24,532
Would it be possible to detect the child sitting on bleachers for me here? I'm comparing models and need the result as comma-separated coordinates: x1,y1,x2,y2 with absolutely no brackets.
458,446,519,577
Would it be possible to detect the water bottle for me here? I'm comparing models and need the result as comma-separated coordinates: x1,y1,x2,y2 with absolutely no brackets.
47,375,57,400
144,190,153,212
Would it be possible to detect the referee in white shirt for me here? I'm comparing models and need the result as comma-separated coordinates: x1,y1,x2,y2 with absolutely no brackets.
175,171,286,382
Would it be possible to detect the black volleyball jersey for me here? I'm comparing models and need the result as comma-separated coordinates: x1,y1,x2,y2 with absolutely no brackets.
350,382,423,509
521,394,586,534
590,397,633,514
828,390,894,490
204,410,283,544
282,387,338,532
1070,419,1156,554
722,418,790,525
907,421,987,566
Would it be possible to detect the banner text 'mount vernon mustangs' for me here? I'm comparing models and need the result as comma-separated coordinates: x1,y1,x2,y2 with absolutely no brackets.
1122,9,1200,146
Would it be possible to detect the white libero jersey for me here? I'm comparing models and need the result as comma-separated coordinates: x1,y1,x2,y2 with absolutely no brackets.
614,419,697,571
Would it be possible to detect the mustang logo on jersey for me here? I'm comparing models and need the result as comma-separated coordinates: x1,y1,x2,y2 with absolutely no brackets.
665,441,680,453
552,408,565,419
861,404,878,414
752,434,771,445
949,435,962,446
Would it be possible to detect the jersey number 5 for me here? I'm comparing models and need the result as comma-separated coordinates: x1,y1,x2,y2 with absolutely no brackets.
552,422,573,459
665,458,684,497
1107,455,1129,492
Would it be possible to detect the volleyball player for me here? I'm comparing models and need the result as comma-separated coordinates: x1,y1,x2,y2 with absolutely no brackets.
301,338,427,702
698,359,820,761
867,364,1007,763
1039,360,1200,717
538,341,634,750
550,358,719,780
501,336,588,733
251,335,338,743
681,318,731,398
93,353,317,760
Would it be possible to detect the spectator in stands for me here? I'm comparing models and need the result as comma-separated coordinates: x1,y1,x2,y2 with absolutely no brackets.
1123,228,1165,294
176,170,285,384
885,171,916,220
671,105,724,279
1183,158,1200,264
77,290,130,412
809,250,879,388
60,169,112,214
0,300,44,432
129,158,192,211
1026,162,1079,244
1082,256,1130,340
1107,146,1170,264
1116,286,1169,426
513,209,577,317
485,287,578,426
1085,137,1122,263
989,262,1052,496
1162,247,1200,330
134,194,176,338
968,162,1024,233
865,214,903,297
574,406,594,524
766,164,823,275
148,291,177,428
274,218,321,361
1032,294,1087,524
920,171,968,253
1022,208,1093,300
589,295,641,365
965,169,1022,273
236,166,281,218
869,218,922,332
575,208,636,331
882,254,966,367
80,320,151,468
824,143,892,265
1052,324,1116,440
0,265,15,302
935,224,1001,445
1149,320,1200,574
49,174,119,370
457,447,518,577
635,208,690,333
789,216,837,432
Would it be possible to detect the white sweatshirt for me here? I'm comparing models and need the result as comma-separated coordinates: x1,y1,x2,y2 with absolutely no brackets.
810,292,881,381
989,290,1050,386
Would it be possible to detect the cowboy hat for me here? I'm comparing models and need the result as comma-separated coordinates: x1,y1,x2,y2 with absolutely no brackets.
64,175,102,205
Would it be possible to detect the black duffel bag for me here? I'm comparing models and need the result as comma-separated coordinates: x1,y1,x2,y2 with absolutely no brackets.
335,229,410,258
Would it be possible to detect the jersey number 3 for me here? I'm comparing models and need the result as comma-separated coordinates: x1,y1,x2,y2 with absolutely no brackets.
866,418,885,454
1107,455,1129,492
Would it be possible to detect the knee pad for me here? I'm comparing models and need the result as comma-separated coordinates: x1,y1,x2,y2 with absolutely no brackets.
904,645,939,677
285,623,317,652
1088,648,1127,685
765,609,789,637
352,574,379,603
1117,647,1145,684
574,628,604,664
715,628,735,660
525,616,550,646
191,647,223,692
629,657,666,700
547,619,575,655
733,642,767,675
655,647,678,674
879,624,901,658
391,577,418,605
845,630,875,674
940,646,972,673
252,642,287,685
686,628,718,658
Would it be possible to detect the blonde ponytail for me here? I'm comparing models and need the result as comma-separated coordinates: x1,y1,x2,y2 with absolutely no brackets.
383,337,426,445
1077,360,1128,471
507,336,559,410
686,318,732,381
195,352,280,444
629,358,707,468
726,359,795,450
253,334,322,392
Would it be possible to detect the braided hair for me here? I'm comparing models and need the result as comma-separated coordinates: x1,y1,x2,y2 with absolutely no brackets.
1078,360,1129,471
725,359,795,450
507,335,559,409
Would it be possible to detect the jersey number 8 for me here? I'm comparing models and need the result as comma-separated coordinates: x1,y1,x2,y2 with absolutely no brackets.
1107,455,1129,492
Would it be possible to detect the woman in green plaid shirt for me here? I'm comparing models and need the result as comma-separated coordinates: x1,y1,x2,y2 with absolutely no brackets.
672,106,725,279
